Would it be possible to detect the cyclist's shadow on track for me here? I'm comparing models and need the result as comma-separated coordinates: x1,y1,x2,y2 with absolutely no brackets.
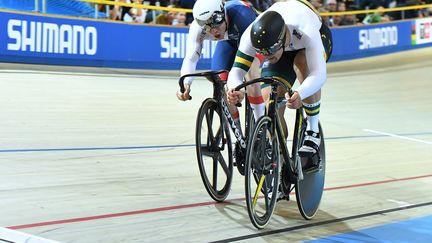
213,200,357,235
213,200,258,228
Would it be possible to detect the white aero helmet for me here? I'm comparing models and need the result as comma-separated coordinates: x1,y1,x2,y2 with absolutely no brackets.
193,0,225,28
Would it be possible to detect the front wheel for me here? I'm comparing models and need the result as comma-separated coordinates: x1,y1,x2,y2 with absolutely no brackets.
295,123,326,219
196,98,233,202
245,116,280,229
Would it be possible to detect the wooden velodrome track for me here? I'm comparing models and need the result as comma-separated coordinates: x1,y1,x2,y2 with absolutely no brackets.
0,48,431,242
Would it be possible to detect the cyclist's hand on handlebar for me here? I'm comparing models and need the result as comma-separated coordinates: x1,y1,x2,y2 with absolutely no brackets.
176,84,191,101
226,88,244,105
285,91,302,109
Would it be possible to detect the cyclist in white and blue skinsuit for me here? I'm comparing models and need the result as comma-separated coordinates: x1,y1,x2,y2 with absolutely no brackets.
176,0,267,170
177,0,260,112
176,0,265,122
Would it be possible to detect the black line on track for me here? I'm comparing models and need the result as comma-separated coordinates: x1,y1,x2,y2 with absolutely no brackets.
210,201,432,243
0,238,16,243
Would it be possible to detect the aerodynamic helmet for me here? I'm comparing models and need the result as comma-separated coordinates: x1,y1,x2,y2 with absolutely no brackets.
193,0,225,29
250,11,287,55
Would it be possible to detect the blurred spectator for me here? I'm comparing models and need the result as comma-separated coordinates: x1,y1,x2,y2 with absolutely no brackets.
123,0,147,23
110,0,128,20
172,11,187,26
362,6,391,23
144,0,169,23
360,0,390,9
320,8,334,26
402,0,421,19
388,0,420,19
179,0,196,25
325,0,338,26
309,0,323,10
419,0,432,17
147,0,169,6
338,1,356,25
155,5,177,24
326,0,338,12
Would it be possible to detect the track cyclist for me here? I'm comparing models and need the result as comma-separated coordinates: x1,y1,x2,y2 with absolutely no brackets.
176,0,266,172
227,0,333,162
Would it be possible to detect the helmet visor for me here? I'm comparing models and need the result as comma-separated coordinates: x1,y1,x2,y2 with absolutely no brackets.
196,11,225,29
254,38,284,56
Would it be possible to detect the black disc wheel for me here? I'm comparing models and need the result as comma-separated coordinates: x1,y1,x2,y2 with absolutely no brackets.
245,116,280,229
196,98,233,202
295,123,326,219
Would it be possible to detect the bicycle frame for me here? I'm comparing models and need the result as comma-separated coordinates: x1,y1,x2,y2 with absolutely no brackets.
178,70,252,150
235,76,308,183
266,84,301,183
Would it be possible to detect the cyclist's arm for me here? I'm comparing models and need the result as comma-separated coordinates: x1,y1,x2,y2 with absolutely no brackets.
227,26,256,90
294,31,327,100
180,21,205,86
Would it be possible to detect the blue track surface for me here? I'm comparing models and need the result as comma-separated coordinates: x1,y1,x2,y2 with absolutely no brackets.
307,215,432,243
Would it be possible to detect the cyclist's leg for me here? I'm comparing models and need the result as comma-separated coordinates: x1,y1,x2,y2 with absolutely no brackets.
245,56,266,121
261,51,299,139
294,50,322,156
294,23,332,138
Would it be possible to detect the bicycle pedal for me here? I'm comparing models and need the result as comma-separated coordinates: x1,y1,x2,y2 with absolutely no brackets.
303,162,321,174
276,193,290,202
303,160,322,174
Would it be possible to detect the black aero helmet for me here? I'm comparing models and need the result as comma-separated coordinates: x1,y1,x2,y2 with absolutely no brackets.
250,11,286,55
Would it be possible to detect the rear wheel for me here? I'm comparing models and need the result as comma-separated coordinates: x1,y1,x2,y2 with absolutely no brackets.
295,123,326,219
245,116,280,229
196,98,233,202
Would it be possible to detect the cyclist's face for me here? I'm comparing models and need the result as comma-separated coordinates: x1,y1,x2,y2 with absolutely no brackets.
205,22,227,40
265,48,284,64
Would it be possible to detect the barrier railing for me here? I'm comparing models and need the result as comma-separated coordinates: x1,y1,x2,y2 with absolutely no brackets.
320,4,432,17
79,0,191,21
20,0,432,23
78,0,432,19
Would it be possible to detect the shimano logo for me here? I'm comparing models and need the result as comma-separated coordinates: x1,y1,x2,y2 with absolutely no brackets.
359,26,398,50
7,19,97,55
160,32,217,59
199,11,210,16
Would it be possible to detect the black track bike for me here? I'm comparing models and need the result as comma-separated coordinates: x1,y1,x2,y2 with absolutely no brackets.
235,77,326,229
179,70,255,202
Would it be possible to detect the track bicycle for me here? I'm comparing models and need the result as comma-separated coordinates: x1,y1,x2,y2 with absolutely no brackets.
235,77,326,229
179,70,255,202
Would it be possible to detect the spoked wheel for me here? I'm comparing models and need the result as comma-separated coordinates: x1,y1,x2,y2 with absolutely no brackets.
196,98,233,202
245,116,280,229
295,123,326,219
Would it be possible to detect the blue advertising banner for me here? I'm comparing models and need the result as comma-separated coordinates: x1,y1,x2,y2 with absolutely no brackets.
0,10,216,69
330,21,412,61
0,10,431,69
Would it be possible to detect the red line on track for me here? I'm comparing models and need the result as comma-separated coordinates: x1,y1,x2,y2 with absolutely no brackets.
8,173,432,230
